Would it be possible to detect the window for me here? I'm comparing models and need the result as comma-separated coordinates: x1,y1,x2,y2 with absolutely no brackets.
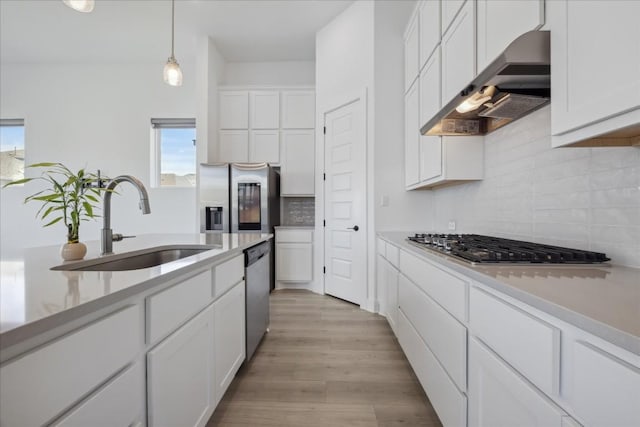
151,118,196,187
0,119,25,186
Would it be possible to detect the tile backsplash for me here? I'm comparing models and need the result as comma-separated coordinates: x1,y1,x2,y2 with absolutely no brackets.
431,106,640,267
281,197,315,226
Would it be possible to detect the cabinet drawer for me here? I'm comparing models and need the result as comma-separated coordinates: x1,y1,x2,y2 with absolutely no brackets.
53,362,144,427
0,305,141,427
385,243,399,268
469,337,566,427
399,274,467,391
568,340,640,427
399,250,467,321
276,229,313,243
470,287,560,396
377,238,386,257
147,269,212,344
214,254,244,297
398,309,467,427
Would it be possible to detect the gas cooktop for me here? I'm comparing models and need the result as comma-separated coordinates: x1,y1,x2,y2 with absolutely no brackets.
407,234,610,265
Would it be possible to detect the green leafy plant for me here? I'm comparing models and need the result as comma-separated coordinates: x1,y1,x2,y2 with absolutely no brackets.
3,162,108,243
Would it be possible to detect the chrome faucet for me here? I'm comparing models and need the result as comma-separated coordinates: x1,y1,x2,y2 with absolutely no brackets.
101,175,151,255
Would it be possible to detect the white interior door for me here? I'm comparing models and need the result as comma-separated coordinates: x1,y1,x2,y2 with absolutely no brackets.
323,99,366,306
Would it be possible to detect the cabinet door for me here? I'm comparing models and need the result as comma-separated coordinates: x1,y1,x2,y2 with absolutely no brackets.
250,91,279,129
213,281,246,404
281,130,315,196
276,243,313,282
551,0,640,138
469,337,566,427
147,305,215,427
404,80,420,187
219,91,249,129
477,0,544,71
441,0,475,104
219,130,249,163
442,0,466,36
376,254,387,316
420,136,442,182
250,130,280,164
419,0,440,69
419,46,441,127
404,12,420,93
281,91,315,129
385,260,399,335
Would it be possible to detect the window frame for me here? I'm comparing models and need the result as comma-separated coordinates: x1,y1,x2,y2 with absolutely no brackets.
0,118,26,187
150,118,196,188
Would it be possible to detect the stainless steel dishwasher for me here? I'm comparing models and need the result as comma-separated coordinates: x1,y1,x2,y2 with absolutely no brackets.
244,241,271,361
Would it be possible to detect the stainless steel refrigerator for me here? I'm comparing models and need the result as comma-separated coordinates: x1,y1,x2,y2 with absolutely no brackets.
199,162,280,234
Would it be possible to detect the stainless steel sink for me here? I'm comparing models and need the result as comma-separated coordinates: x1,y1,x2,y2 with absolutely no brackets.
51,245,215,271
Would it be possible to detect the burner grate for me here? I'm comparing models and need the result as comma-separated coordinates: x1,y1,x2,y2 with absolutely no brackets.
407,234,609,264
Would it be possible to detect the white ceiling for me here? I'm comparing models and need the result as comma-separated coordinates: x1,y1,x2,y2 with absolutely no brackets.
0,0,354,64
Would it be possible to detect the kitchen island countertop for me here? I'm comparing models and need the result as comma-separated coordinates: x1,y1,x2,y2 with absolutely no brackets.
0,233,271,352
378,232,640,356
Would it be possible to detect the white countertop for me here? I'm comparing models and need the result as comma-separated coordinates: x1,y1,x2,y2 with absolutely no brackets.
0,233,271,349
378,232,640,356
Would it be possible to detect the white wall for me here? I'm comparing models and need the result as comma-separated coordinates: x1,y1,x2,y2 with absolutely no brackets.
222,61,315,86
0,62,197,257
431,106,640,267
373,0,434,232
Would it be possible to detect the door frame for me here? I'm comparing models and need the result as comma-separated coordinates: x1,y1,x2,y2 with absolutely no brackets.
314,87,376,311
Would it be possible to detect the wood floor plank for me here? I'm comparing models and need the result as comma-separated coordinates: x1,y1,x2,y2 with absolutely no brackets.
207,289,442,427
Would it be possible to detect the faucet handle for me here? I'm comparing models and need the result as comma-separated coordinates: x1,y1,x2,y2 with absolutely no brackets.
112,233,136,242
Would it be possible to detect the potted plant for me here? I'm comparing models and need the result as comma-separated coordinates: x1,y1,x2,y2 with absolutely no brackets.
3,162,108,260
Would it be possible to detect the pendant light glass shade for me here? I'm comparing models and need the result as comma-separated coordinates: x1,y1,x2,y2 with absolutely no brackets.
163,0,183,87
164,57,183,86
62,0,95,13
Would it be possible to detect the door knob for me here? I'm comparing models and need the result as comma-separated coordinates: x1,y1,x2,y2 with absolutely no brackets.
347,225,359,231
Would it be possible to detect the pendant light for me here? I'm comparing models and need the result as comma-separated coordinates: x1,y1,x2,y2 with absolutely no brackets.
163,0,183,86
62,0,95,13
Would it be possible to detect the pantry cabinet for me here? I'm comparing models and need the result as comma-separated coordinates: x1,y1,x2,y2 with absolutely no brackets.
476,0,544,71
550,0,640,147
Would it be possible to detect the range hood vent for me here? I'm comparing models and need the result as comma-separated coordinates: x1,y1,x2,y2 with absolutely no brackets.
421,31,550,136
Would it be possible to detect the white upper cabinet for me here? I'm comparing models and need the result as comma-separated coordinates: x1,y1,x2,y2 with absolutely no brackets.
419,0,440,70
441,0,467,36
476,0,544,71
404,12,420,93
419,136,442,183
405,80,421,187
551,0,640,147
219,130,249,163
441,0,476,104
419,46,441,128
281,129,315,196
250,130,279,164
250,91,279,129
281,91,315,129
219,91,249,129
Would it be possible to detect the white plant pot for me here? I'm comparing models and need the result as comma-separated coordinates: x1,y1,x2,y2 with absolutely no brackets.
60,242,87,261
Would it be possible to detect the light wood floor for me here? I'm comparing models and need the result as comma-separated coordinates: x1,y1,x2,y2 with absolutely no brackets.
207,289,442,427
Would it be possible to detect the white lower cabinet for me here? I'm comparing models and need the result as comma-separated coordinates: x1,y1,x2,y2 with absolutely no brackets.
53,362,145,427
147,304,216,427
213,281,246,404
469,337,566,427
276,228,313,284
385,259,399,334
398,309,467,427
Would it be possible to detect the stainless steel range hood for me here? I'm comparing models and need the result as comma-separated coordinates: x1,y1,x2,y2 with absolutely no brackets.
421,31,550,136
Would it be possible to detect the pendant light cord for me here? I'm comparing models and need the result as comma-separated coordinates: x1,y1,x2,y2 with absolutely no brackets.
171,0,175,58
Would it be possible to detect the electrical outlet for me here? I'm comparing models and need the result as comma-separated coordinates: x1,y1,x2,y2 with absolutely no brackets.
448,221,456,231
